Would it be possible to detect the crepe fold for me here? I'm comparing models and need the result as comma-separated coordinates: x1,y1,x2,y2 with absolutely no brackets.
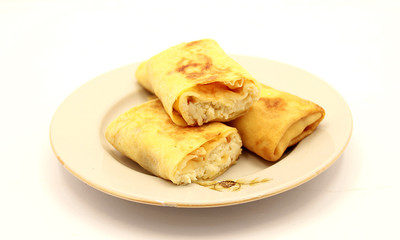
135,39,260,127
105,99,242,185
229,85,325,162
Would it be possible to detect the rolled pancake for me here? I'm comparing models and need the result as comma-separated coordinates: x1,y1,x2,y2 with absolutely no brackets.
135,39,260,126
105,99,242,185
229,84,325,162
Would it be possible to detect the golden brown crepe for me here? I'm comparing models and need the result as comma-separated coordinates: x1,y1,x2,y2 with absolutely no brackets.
105,99,242,185
135,39,260,126
229,84,325,162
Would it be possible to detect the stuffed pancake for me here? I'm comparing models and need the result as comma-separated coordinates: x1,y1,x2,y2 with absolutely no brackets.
135,39,260,126
229,84,325,162
105,99,242,185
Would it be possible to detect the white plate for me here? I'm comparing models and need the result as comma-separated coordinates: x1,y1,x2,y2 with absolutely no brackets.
50,55,352,208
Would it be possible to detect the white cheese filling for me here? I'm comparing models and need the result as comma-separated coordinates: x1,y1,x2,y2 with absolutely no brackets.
173,132,242,185
176,82,259,126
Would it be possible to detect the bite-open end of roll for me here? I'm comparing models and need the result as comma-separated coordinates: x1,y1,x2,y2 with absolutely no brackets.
229,84,325,162
174,131,242,184
105,99,242,185
173,81,259,126
135,39,260,126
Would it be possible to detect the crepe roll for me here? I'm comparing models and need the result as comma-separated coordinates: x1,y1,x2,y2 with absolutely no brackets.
229,84,325,162
135,39,260,126
105,99,242,185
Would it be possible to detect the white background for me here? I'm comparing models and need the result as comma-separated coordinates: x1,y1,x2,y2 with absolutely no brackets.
1,0,399,239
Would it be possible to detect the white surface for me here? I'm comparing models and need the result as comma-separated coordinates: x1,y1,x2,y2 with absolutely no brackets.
1,0,399,239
